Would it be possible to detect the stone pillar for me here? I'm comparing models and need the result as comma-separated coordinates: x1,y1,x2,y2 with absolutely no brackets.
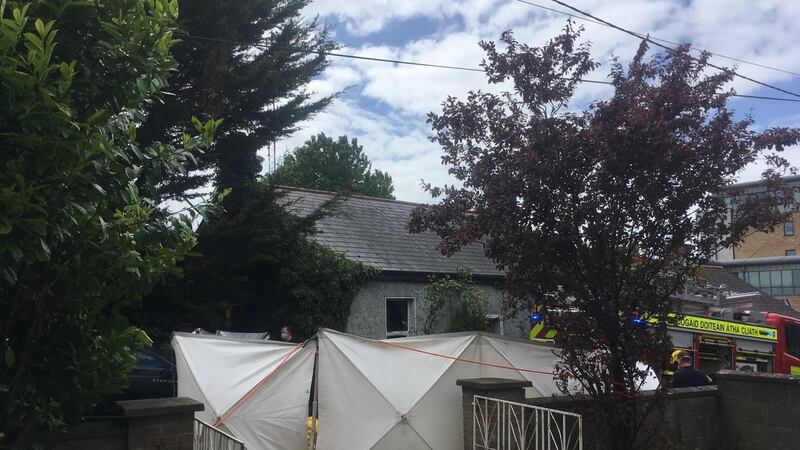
456,378,532,450
117,397,204,450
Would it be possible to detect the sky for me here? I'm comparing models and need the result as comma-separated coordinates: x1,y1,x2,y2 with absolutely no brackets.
268,0,800,203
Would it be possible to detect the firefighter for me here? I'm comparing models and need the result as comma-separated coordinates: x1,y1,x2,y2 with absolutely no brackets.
671,351,712,388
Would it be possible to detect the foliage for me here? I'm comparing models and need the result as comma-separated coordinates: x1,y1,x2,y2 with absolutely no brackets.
409,22,800,449
132,1,369,348
0,0,217,445
134,185,375,343
271,133,395,198
420,267,491,334
137,0,338,204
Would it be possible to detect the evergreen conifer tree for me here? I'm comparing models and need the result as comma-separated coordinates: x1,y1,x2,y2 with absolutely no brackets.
138,0,337,206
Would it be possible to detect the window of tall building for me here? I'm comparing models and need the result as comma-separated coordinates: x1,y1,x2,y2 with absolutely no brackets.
784,221,794,236
738,269,800,296
787,249,796,256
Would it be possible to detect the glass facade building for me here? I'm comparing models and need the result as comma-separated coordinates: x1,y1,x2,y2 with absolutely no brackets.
736,269,800,297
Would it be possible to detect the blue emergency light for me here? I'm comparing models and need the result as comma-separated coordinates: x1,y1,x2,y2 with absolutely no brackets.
530,313,541,323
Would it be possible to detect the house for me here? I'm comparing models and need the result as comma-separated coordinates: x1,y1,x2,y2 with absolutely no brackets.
712,176,800,312
280,187,526,339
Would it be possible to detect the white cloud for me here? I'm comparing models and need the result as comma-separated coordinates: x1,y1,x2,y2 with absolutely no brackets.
284,0,800,203
307,64,363,98
304,0,459,36
269,96,446,202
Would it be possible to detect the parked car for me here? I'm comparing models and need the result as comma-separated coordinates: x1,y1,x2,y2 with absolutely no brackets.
88,349,176,416
122,349,176,399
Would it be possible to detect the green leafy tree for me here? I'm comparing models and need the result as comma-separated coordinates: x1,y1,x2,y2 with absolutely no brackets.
272,133,395,198
134,185,374,343
137,0,337,204
420,268,492,334
0,0,217,445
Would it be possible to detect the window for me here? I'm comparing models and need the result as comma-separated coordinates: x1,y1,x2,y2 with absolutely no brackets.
784,221,794,236
787,249,797,256
781,269,791,285
386,298,413,338
486,314,504,335
785,323,800,360
759,271,770,287
771,270,782,287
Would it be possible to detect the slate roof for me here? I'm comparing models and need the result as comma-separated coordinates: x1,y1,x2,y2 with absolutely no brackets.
698,265,800,319
700,265,763,293
280,187,503,277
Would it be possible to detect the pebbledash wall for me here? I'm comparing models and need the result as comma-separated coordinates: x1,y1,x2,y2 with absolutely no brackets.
460,371,800,450
346,275,529,340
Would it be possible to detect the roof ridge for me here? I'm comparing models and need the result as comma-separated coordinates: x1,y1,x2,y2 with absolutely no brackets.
275,185,429,207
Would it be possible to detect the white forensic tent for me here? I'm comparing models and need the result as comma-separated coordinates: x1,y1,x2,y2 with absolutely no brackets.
172,333,315,450
315,329,563,450
174,329,655,449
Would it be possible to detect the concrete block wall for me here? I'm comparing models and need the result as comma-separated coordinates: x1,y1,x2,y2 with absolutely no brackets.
717,370,800,450
524,386,720,450
27,397,203,450
660,387,721,449
118,397,203,450
24,418,127,450
459,371,800,450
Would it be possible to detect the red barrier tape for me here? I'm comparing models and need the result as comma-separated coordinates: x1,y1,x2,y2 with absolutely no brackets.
214,343,304,428
374,338,556,376
214,336,557,429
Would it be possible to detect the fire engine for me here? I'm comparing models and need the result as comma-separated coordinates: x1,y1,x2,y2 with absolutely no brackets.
529,307,800,376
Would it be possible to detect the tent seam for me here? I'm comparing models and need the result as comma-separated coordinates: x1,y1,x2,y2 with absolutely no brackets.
174,337,217,419
399,335,475,414
375,337,556,376
485,336,551,395
214,342,305,427
321,333,404,449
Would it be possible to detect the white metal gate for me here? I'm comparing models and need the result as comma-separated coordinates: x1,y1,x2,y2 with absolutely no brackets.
472,395,583,450
194,418,246,450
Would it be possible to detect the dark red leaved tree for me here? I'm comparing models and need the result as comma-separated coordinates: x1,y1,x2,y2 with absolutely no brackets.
409,22,800,449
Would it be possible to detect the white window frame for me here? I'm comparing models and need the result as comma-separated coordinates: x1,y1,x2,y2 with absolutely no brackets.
385,297,415,338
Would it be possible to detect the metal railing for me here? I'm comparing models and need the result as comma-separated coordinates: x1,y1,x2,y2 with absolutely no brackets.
473,395,583,450
194,418,246,450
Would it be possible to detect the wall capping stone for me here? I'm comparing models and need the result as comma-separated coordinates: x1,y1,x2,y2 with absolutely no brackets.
456,378,532,391
117,397,204,418
715,369,800,385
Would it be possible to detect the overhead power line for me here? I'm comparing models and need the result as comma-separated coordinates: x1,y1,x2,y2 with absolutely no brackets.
320,50,485,73
512,0,800,78
548,0,800,99
178,33,800,104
